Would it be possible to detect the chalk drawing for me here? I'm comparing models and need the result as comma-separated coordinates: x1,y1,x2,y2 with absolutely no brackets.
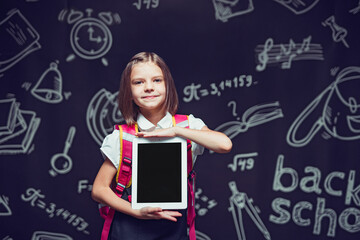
49,126,76,177
349,1,360,14
195,188,218,217
31,231,72,240
31,61,64,104
228,181,271,240
0,98,40,155
228,152,257,172
183,74,255,103
0,9,41,74
133,0,159,10
273,0,319,15
255,36,324,72
271,154,360,237
287,66,360,147
228,100,240,120
59,9,121,66
212,0,254,22
21,187,90,234
78,179,93,194
86,88,124,146
0,195,12,216
214,101,283,140
2,236,13,240
195,230,211,240
322,16,349,48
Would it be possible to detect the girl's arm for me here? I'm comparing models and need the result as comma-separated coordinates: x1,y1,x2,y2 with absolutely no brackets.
136,126,232,153
91,158,182,222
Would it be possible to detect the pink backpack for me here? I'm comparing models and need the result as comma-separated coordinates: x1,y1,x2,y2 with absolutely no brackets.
99,114,197,240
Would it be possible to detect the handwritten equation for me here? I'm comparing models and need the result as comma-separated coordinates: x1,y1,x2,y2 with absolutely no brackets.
21,188,90,235
228,152,257,172
78,179,93,194
133,0,159,10
195,188,218,217
255,35,324,72
183,75,255,103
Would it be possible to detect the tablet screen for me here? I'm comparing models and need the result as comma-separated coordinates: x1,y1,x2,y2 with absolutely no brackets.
137,142,181,203
132,137,187,209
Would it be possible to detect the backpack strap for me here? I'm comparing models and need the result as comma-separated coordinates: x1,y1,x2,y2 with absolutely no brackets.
101,123,138,240
173,114,196,240
115,123,138,193
172,114,194,173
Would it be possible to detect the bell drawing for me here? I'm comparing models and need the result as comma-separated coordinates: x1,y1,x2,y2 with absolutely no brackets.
31,61,63,104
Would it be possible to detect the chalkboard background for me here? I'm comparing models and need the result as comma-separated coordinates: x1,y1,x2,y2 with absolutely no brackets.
1,0,360,239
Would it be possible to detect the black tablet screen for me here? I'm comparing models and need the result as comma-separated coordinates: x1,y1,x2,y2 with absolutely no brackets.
137,142,182,203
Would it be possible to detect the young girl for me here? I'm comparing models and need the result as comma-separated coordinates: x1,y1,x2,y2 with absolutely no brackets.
92,52,232,239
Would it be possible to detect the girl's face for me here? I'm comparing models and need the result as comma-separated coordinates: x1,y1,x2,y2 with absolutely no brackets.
130,61,166,115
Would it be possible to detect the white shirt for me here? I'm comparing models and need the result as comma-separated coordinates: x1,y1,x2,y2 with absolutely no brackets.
100,112,206,169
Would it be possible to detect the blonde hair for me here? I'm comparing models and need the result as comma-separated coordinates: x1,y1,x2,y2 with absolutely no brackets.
118,52,179,125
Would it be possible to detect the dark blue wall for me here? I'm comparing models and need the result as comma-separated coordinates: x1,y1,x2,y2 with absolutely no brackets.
1,0,360,239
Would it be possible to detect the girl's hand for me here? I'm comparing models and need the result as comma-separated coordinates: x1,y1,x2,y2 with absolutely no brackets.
136,207,182,222
136,127,177,138
136,125,232,153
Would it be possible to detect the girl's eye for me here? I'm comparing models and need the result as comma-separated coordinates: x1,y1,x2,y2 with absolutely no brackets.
133,80,143,85
154,78,162,83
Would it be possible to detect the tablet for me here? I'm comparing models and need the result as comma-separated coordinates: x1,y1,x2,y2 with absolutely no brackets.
131,136,188,210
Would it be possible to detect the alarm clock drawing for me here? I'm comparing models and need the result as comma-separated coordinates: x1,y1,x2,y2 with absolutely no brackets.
70,17,112,61
59,8,121,66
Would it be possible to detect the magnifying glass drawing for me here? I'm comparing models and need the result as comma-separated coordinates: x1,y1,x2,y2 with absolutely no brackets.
49,126,76,177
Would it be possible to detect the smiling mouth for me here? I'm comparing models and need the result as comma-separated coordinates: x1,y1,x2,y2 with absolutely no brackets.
141,95,159,99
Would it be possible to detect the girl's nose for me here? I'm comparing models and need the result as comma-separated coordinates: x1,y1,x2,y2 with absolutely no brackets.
144,81,154,91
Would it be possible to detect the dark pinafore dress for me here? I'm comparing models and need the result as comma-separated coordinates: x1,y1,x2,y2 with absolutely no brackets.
108,187,189,240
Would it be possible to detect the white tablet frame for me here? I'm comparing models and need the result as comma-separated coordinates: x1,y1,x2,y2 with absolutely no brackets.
131,136,188,210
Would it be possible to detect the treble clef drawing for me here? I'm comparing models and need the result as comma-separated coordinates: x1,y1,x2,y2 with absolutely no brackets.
256,38,273,72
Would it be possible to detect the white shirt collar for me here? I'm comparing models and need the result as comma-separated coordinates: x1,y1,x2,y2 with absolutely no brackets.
136,112,173,132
